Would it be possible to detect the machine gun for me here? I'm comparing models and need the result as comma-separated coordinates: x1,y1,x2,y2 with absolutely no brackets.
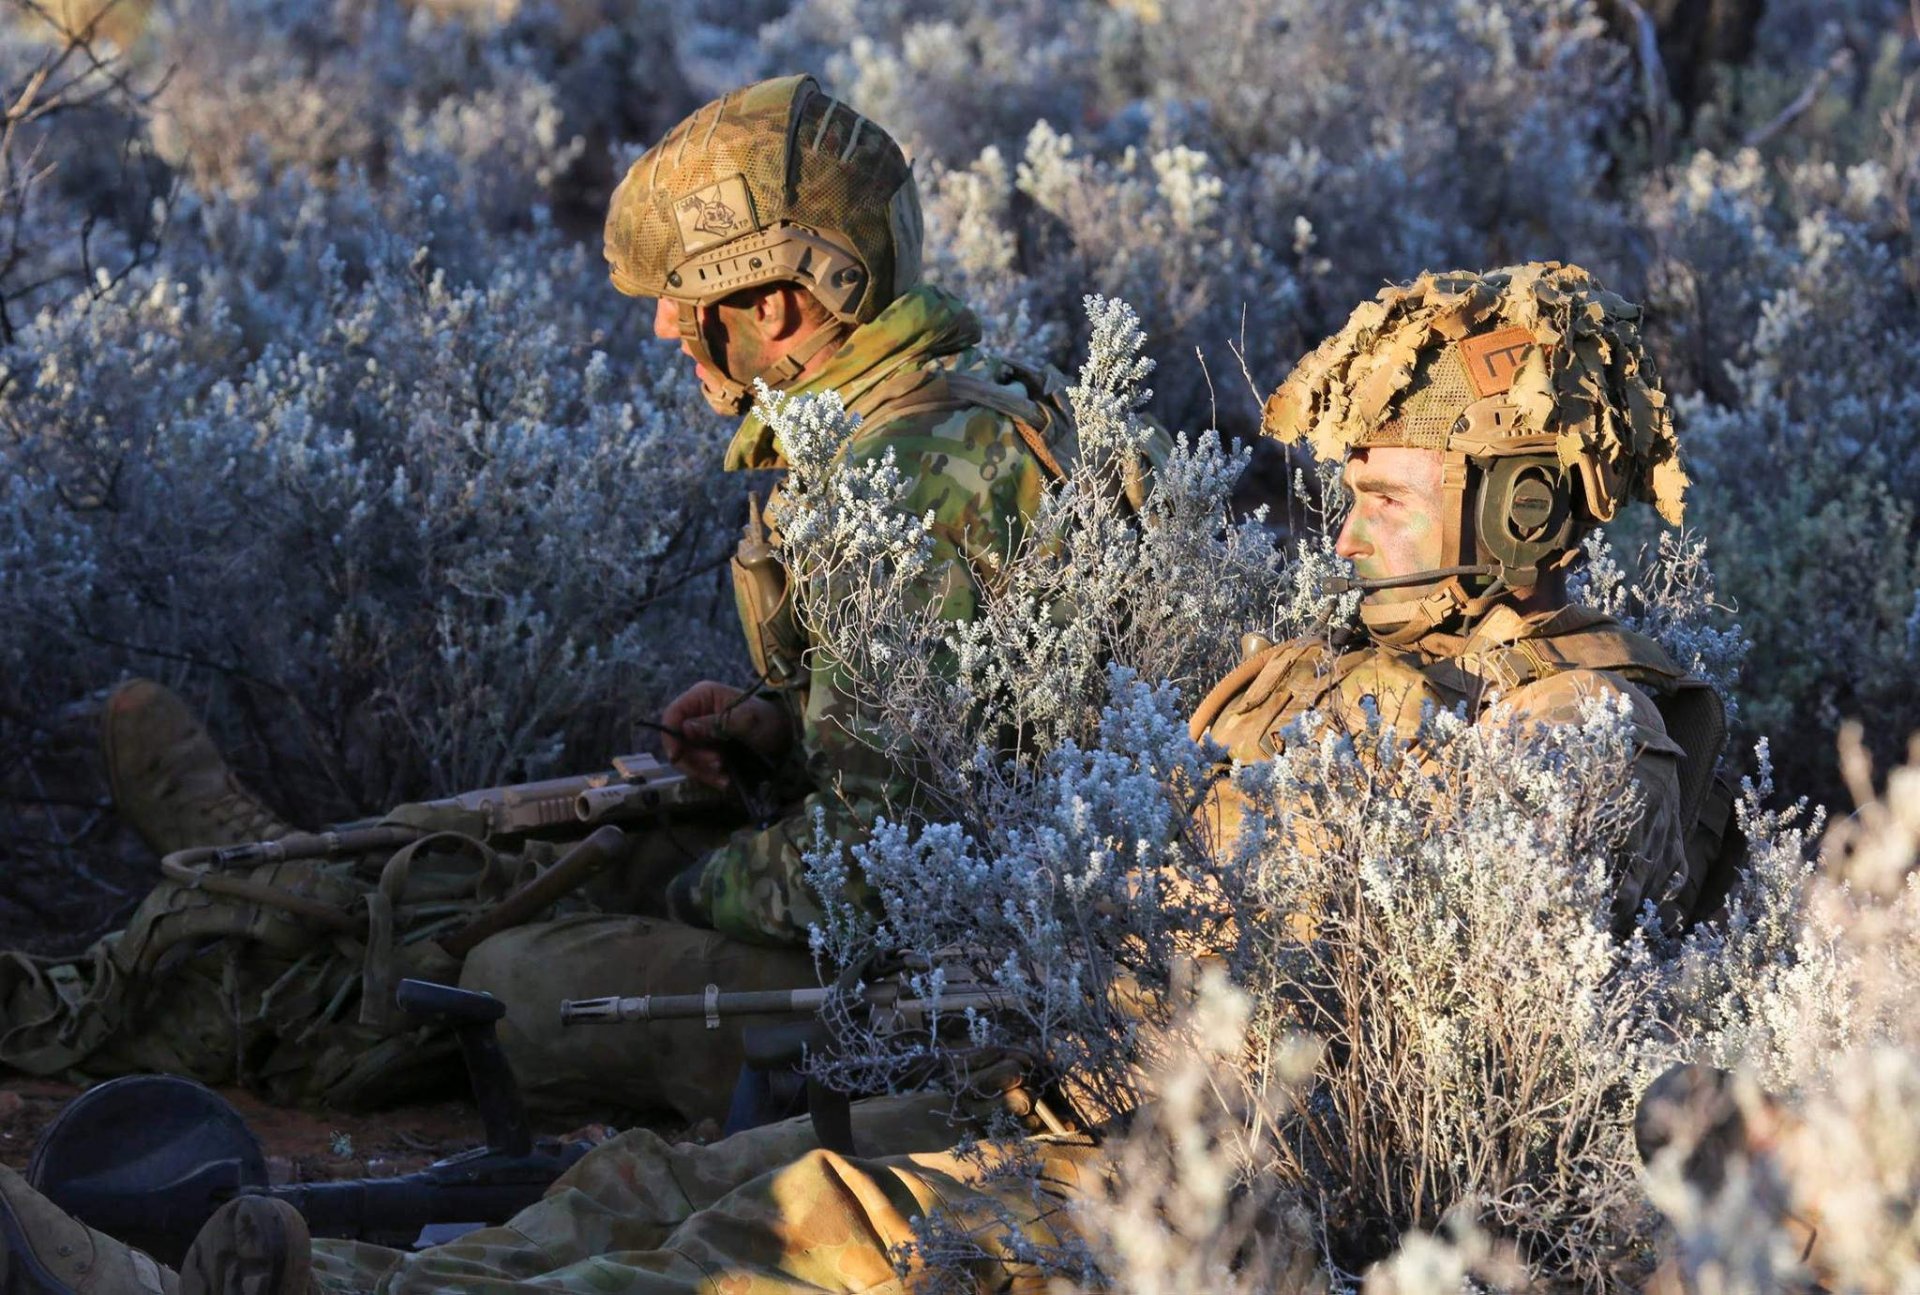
560,969,1079,1155
28,980,590,1265
28,971,1076,1261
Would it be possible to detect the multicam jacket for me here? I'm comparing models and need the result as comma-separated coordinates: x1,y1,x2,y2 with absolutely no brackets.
1189,603,1738,935
679,284,1069,945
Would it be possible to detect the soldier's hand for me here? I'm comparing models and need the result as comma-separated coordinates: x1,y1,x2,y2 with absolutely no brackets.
661,681,794,788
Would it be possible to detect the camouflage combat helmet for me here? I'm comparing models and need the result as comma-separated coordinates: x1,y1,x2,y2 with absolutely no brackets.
1263,261,1688,645
604,75,925,414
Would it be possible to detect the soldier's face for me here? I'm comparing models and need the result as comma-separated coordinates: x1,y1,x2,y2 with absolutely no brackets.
1335,447,1448,602
652,295,776,399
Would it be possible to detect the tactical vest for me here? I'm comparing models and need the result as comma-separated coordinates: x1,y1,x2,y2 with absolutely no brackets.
1190,611,1746,927
730,357,1089,691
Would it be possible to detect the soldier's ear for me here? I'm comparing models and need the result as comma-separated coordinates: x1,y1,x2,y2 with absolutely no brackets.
746,284,794,338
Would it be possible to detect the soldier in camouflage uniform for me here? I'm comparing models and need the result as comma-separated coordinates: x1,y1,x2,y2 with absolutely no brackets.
0,264,1735,1295
1193,261,1737,934
0,74,1081,1121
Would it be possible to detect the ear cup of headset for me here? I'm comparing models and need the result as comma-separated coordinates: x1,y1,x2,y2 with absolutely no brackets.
1473,455,1577,583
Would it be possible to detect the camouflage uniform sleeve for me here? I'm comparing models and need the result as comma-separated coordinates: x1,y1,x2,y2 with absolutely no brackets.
684,403,1054,946
1497,669,1693,936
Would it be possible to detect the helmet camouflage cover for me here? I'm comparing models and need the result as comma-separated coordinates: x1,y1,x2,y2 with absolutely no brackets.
1262,261,1688,531
603,74,924,326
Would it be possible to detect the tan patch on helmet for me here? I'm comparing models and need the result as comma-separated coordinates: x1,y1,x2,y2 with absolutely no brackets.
1458,325,1537,398
673,174,758,257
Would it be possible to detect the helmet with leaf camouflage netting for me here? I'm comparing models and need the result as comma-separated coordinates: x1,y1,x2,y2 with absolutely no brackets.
603,74,925,413
1262,261,1688,642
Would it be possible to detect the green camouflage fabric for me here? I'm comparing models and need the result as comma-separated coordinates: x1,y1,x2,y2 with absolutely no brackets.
678,284,1064,945
308,1094,1099,1294
0,807,790,1116
0,837,481,1109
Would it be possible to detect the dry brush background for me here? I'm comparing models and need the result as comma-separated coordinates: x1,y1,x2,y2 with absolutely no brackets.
5,0,1920,1289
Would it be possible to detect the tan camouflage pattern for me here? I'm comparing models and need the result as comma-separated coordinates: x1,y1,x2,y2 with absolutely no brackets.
680,284,1065,945
309,1095,1097,1294
1261,261,1687,527
1193,604,1708,934
604,76,921,324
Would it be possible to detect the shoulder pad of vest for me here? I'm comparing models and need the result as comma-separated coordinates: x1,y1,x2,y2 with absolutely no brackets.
1456,611,1689,695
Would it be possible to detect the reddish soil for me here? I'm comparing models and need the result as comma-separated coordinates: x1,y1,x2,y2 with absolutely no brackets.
0,1077,647,1184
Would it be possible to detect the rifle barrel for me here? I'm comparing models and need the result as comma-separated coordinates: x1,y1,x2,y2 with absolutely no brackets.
559,985,1002,1026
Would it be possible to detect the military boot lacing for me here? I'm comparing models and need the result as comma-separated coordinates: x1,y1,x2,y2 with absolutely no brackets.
101,680,294,858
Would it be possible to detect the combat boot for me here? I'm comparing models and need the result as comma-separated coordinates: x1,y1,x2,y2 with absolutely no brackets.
101,680,294,857
178,1199,309,1295
0,1163,174,1293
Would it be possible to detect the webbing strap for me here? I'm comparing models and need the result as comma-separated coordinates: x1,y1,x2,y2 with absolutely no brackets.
360,831,500,1029
1465,627,1688,694
760,319,853,388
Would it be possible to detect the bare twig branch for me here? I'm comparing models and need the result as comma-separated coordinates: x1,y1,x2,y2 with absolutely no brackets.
1612,0,1673,167
1744,50,1852,151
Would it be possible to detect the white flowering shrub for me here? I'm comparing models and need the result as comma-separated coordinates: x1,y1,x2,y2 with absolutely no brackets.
758,297,1278,1113
9,0,1920,1285
0,0,744,858
1226,693,1697,1285
1632,134,1920,803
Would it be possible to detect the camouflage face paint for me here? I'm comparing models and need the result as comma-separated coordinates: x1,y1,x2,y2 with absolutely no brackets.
1334,448,1447,605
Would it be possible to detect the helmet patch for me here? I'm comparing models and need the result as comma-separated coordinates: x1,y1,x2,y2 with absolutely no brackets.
675,175,757,257
1458,326,1536,398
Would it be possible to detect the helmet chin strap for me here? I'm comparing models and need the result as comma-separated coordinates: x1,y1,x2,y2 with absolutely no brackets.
679,301,851,417
1333,556,1521,652
1353,575,1514,649
680,305,752,415
1324,565,1496,595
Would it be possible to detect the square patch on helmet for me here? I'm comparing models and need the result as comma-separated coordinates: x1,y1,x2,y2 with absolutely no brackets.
1458,326,1538,398
674,175,758,257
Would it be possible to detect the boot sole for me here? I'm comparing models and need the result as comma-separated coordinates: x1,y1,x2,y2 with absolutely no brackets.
181,1197,311,1295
